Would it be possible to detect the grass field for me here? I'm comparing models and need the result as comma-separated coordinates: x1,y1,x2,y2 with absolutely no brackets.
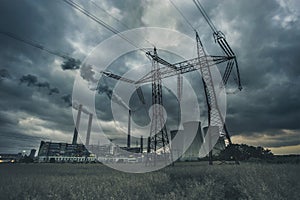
0,162,299,200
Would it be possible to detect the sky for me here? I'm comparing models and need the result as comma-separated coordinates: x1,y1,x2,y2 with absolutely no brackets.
0,0,300,155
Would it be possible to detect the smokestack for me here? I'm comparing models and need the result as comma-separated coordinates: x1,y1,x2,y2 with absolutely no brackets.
72,104,82,144
85,113,93,146
127,110,131,148
140,136,143,153
147,136,151,153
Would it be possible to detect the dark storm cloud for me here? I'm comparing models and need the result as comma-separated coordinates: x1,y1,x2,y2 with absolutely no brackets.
218,0,300,142
19,74,60,96
0,0,299,153
19,74,38,86
0,69,11,81
0,0,81,152
61,58,82,70
36,81,50,89
167,0,300,149
61,94,72,107
48,87,60,95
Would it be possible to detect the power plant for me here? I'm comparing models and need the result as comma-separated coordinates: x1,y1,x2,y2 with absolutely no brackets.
0,0,242,165
37,0,241,165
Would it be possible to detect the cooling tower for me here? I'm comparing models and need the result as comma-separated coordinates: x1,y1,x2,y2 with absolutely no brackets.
181,121,204,161
200,126,225,157
170,130,184,160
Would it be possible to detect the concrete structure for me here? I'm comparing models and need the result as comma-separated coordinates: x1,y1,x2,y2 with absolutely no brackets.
127,110,131,148
38,156,97,163
0,153,22,163
171,121,225,161
181,121,204,161
86,144,113,157
170,129,184,160
85,113,93,146
37,141,92,163
140,136,143,153
202,126,226,156
170,121,227,161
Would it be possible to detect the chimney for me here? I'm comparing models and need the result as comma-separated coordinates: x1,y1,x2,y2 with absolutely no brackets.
140,136,143,153
147,136,151,153
72,104,82,144
127,110,131,148
85,113,93,146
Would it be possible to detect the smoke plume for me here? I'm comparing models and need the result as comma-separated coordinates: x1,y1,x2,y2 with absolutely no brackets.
72,100,91,114
48,87,60,95
36,82,50,89
79,64,130,110
61,94,72,107
19,74,60,96
0,69,11,81
97,83,130,110
20,74,38,86
61,58,81,70
80,64,97,83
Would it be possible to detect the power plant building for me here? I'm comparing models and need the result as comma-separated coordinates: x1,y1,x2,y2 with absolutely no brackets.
180,121,204,161
37,141,94,163
171,121,226,161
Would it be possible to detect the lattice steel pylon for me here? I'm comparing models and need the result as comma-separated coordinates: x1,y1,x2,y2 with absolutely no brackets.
195,32,233,164
146,48,172,165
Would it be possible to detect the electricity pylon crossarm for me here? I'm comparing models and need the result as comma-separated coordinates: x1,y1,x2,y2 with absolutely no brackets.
193,0,242,91
136,55,234,84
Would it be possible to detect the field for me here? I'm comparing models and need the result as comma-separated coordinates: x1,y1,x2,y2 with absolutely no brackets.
0,162,299,200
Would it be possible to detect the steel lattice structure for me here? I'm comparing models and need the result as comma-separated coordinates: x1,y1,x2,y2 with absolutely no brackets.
102,29,241,164
1,0,242,165
146,48,172,164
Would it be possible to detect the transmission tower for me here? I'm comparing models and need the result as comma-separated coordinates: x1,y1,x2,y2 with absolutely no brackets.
57,0,243,165
146,48,172,165
196,32,232,164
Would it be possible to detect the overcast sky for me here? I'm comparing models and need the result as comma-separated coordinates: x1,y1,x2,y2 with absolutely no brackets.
0,0,299,155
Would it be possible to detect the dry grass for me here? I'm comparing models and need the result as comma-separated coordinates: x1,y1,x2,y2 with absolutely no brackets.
0,162,299,200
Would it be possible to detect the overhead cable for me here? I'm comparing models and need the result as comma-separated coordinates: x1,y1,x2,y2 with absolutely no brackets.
169,0,196,32
62,0,149,53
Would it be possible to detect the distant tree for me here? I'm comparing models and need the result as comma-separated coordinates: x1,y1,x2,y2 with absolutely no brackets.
19,155,34,163
219,144,274,161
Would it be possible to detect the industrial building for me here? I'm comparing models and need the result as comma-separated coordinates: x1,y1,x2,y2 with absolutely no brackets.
181,121,204,161
37,104,96,163
171,121,226,161
0,153,22,163
0,149,36,163
36,103,226,164
37,141,96,163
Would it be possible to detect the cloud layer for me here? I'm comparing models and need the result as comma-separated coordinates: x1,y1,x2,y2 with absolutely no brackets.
0,0,299,154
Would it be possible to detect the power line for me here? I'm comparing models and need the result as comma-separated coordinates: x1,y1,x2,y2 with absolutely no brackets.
90,0,129,30
193,0,218,33
168,0,196,32
0,31,72,60
89,0,155,48
62,0,149,53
